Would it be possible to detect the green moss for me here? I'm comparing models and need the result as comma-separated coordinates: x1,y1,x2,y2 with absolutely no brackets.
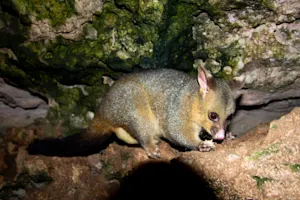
9,0,163,72
0,56,32,87
214,186,223,194
100,160,123,180
252,176,273,190
115,0,138,13
200,0,224,16
120,152,131,161
102,12,118,29
197,39,245,79
47,85,87,130
270,124,277,129
258,0,275,11
290,164,300,172
244,26,286,61
247,142,280,161
0,12,28,47
55,85,81,112
11,37,112,134
45,81,109,136
88,0,161,69
137,0,165,25
14,0,76,27
165,2,198,42
150,0,199,69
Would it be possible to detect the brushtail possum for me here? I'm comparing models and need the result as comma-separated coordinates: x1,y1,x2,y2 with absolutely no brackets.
28,66,244,158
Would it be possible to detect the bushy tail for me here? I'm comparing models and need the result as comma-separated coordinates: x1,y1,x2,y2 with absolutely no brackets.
27,130,114,157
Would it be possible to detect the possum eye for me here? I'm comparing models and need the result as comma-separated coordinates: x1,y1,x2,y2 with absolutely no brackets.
208,112,219,122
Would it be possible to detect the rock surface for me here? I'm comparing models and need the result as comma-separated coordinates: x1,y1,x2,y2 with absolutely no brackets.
0,78,48,135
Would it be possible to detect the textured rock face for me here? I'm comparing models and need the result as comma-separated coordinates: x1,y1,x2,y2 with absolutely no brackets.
27,0,104,41
192,2,300,79
229,59,300,136
0,78,48,134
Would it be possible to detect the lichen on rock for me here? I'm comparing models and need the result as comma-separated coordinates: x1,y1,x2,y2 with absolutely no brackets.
192,9,300,79
13,0,75,27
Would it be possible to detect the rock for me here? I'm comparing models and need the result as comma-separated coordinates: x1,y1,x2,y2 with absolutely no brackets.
0,78,48,134
7,142,18,155
5,127,42,147
12,141,178,200
12,188,26,198
228,59,300,137
0,78,46,109
229,98,300,137
241,60,300,91
27,0,104,41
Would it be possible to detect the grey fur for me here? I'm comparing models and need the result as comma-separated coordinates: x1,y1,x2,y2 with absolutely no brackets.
97,68,238,157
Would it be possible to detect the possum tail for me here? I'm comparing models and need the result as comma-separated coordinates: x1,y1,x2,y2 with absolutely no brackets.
27,130,114,157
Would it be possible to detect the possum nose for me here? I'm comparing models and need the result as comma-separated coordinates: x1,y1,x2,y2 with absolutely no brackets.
210,126,225,141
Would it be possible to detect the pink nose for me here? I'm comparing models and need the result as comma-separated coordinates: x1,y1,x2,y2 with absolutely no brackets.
213,129,225,140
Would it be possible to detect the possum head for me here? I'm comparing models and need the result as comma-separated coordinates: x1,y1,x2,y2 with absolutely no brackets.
197,66,244,141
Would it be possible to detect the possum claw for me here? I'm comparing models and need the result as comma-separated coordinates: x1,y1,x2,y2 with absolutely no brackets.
144,145,161,158
225,131,235,141
198,140,216,152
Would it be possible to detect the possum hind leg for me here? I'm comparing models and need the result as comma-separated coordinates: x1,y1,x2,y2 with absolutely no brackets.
101,81,162,158
122,85,161,158
125,102,161,158
113,115,161,158
129,121,161,158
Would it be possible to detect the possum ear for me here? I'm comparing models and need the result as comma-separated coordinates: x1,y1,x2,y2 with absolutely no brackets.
197,66,213,98
227,74,245,99
228,75,245,93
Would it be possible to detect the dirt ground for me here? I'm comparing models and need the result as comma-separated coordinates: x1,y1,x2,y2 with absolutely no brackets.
1,107,300,200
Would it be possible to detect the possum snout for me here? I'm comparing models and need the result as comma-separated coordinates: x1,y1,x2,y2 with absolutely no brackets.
210,126,225,141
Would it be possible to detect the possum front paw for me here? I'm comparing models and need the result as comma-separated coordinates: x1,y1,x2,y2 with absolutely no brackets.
225,131,235,141
144,145,161,158
198,140,216,152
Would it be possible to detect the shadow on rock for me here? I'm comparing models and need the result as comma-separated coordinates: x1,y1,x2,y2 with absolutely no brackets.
111,159,218,200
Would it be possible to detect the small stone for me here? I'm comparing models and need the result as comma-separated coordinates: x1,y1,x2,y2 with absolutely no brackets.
12,188,26,198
